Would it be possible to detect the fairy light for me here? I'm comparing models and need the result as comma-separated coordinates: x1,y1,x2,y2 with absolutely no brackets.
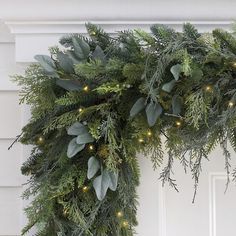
176,121,182,127
82,186,89,193
63,209,68,216
37,136,45,145
79,108,83,113
89,145,94,150
147,130,152,137
116,211,123,218
83,85,89,92
233,62,236,68
90,31,96,36
138,138,144,143
205,85,212,92
228,101,234,108
122,220,129,228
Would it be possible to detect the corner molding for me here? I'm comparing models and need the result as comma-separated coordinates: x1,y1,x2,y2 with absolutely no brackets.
3,20,234,62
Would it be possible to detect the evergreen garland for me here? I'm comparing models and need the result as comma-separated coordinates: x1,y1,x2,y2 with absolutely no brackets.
12,23,236,235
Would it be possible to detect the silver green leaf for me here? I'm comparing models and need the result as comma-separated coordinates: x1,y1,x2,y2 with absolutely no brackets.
56,79,81,91
76,133,94,144
92,45,106,62
162,80,176,93
67,137,85,158
146,102,163,127
170,64,182,81
57,52,74,73
34,55,56,73
172,95,182,115
72,38,90,60
130,97,146,117
67,122,88,136
93,170,110,201
107,171,118,191
87,156,100,179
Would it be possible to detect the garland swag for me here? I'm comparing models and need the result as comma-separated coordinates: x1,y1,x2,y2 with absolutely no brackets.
13,23,236,235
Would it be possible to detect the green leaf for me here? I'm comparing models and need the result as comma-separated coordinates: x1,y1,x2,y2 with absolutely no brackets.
72,38,90,60
56,79,82,91
130,97,146,117
162,80,176,93
146,102,163,127
107,171,118,191
92,46,106,62
76,133,94,144
172,95,182,115
67,122,88,136
67,138,85,158
170,64,182,81
87,156,100,179
57,52,74,73
34,55,56,73
93,170,110,201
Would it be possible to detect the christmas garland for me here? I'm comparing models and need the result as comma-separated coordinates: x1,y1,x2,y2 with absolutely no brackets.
13,23,236,235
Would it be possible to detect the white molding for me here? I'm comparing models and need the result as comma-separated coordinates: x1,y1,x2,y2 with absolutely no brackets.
4,20,234,62
158,181,167,236
209,172,229,236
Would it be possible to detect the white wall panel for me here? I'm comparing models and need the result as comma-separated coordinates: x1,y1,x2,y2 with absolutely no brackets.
0,187,22,235
0,92,21,138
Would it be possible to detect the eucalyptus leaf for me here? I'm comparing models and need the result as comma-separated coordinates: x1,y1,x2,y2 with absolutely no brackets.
107,171,118,191
87,156,100,179
145,102,163,127
34,55,56,73
72,38,90,60
76,133,94,144
93,170,110,201
56,79,82,91
67,122,88,136
67,138,85,158
170,64,182,81
172,95,182,115
130,97,146,117
92,46,106,62
162,80,176,93
57,52,74,73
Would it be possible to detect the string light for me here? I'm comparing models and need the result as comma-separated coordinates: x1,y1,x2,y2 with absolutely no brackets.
138,138,144,143
147,130,152,137
176,121,182,127
37,136,45,145
205,85,212,92
83,85,89,92
63,209,68,216
116,211,123,218
79,108,83,113
90,31,96,36
89,145,94,150
228,101,234,108
232,62,236,68
82,186,89,193
122,220,129,228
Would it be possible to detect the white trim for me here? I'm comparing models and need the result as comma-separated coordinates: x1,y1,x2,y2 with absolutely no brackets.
158,182,167,236
209,172,229,236
5,20,234,34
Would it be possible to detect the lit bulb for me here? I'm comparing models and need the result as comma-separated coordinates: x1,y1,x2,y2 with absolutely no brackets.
138,138,144,143
116,211,123,218
37,136,44,145
147,131,152,137
83,85,89,92
82,186,89,193
205,85,212,92
91,31,96,36
79,108,83,113
229,101,234,108
89,145,94,150
122,220,129,228
63,209,68,216
233,62,236,67
176,121,181,127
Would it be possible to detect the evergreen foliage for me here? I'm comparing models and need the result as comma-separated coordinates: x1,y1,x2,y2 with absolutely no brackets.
12,23,236,235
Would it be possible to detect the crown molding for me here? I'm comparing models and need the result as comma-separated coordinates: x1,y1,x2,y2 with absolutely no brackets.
3,20,234,62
